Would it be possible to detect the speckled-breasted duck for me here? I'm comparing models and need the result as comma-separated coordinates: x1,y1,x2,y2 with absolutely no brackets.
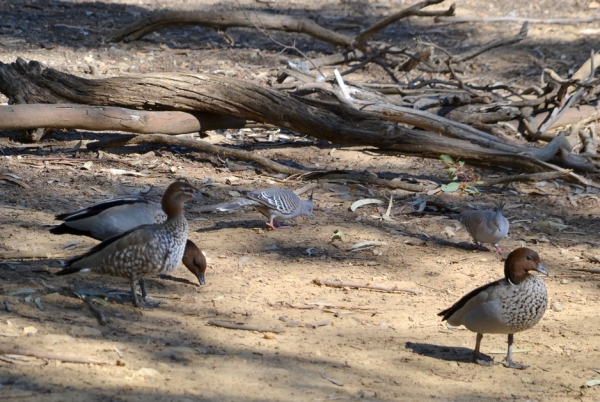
55,181,201,306
438,247,548,369
50,195,206,285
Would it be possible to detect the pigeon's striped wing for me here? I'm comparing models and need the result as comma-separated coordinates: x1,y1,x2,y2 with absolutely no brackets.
246,189,300,216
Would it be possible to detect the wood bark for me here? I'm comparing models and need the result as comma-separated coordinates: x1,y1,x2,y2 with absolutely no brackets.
0,104,247,133
0,58,595,186
105,11,353,46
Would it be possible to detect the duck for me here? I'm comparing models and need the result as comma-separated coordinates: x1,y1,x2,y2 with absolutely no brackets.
50,195,206,285
438,247,548,369
55,181,201,307
457,202,509,253
198,188,313,230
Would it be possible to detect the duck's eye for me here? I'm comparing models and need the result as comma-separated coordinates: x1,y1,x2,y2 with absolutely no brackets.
526,255,532,260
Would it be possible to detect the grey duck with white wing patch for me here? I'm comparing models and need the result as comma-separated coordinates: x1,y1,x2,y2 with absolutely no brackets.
438,247,548,369
50,195,207,285
55,181,201,307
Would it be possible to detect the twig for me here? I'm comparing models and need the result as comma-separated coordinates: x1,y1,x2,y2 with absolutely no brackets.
206,320,285,333
570,268,600,274
237,4,326,79
333,69,354,107
313,278,421,295
537,51,599,136
0,174,31,189
436,15,600,25
84,295,110,326
582,252,600,264
474,171,570,187
0,346,114,365
0,250,79,259
453,22,529,63
88,134,307,176
354,0,454,45
306,320,331,329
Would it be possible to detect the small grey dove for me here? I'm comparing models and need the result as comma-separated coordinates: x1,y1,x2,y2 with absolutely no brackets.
457,202,509,253
201,188,313,230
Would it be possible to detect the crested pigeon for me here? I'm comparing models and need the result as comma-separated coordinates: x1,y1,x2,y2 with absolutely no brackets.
201,188,313,230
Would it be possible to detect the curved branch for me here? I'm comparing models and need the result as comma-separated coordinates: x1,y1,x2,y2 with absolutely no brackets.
354,0,455,45
104,11,353,47
88,133,308,175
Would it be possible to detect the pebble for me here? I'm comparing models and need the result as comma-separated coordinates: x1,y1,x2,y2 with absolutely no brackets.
551,302,563,312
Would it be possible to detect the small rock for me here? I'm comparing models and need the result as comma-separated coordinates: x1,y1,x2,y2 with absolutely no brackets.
132,367,160,379
278,316,289,322
560,279,570,284
551,302,563,312
264,332,276,340
23,326,38,335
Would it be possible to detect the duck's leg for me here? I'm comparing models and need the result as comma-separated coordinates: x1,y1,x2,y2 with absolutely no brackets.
139,278,148,302
472,333,496,366
130,280,141,307
494,244,504,254
503,334,528,369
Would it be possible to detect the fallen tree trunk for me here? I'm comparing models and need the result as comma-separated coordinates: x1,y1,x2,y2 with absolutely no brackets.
0,58,596,186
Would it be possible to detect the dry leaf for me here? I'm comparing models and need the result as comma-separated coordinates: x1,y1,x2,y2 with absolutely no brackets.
108,169,147,177
350,198,384,212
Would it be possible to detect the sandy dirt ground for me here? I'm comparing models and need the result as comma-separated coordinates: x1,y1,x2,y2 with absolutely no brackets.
1,0,600,401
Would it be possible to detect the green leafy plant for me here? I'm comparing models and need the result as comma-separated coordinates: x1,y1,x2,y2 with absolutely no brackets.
439,154,484,194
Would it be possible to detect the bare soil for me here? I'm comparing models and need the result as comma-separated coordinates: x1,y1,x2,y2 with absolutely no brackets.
1,0,600,401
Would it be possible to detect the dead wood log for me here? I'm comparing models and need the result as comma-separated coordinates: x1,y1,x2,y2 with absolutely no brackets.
0,58,394,147
105,1,453,48
0,58,596,186
0,104,248,133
